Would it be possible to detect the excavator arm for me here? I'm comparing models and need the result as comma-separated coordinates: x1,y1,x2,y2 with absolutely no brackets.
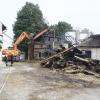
13,29,48,50
13,32,30,50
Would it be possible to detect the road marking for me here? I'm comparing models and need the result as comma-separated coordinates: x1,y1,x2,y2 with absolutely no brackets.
0,66,11,94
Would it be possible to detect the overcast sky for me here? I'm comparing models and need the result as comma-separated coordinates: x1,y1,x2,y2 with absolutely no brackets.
0,0,100,48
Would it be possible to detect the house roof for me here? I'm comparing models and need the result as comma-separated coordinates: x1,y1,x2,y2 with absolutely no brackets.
78,34,100,48
2,23,6,31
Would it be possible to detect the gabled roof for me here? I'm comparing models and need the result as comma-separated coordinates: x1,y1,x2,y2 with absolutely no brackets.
78,34,100,48
2,24,6,31
0,22,7,31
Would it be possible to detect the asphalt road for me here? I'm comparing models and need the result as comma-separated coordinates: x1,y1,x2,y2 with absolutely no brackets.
0,62,100,100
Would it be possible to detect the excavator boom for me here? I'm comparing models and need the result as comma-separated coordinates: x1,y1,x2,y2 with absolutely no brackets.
14,32,29,45
13,32,30,50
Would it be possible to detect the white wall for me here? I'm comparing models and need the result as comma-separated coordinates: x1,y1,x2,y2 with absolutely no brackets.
0,22,2,35
0,51,2,61
63,43,68,48
79,47,100,60
0,22,2,61
91,48,100,60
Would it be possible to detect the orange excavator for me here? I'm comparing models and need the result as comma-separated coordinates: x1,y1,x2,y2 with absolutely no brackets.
2,29,48,56
2,32,30,56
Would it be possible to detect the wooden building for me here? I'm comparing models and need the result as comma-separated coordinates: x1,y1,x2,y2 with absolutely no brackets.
28,31,68,60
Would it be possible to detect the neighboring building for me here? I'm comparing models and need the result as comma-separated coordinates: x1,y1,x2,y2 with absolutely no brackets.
0,22,6,61
0,22,3,50
78,34,100,60
0,22,6,36
28,31,69,60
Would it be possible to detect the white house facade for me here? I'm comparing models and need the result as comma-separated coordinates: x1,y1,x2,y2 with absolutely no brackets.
78,34,100,60
0,22,6,61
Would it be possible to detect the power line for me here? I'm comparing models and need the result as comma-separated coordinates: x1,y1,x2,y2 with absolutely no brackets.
3,33,13,41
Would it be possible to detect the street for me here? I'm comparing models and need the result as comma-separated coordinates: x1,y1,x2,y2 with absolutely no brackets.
0,62,100,100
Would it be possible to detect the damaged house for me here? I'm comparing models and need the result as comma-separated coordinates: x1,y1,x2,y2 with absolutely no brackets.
28,30,69,60
78,34,100,60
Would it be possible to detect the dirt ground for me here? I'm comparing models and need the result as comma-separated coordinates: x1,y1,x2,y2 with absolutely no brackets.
0,61,100,100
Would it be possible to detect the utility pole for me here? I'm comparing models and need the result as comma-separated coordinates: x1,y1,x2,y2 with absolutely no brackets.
53,29,55,49
75,30,80,45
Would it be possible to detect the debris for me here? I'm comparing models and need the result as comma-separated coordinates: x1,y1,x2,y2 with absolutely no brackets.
41,46,74,65
41,46,100,77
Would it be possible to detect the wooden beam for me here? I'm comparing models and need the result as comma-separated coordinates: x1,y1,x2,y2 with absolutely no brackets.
41,46,74,63
74,56,89,63
33,29,48,41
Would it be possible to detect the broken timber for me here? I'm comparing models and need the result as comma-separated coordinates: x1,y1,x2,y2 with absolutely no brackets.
40,45,100,78
65,69,100,78
33,29,48,41
75,56,89,63
41,46,74,64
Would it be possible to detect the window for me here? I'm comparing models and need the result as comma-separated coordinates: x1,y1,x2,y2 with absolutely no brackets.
48,37,50,41
47,45,52,49
85,51,91,58
82,50,91,58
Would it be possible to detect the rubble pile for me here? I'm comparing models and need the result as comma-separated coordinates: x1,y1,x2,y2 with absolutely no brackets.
41,46,100,77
